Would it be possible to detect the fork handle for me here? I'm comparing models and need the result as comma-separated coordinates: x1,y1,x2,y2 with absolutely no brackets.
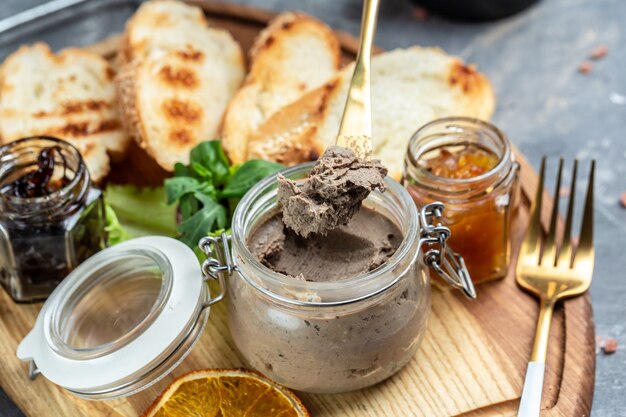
518,362,546,417
518,297,556,417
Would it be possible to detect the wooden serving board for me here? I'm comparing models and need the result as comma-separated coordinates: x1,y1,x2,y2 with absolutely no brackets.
0,2,595,416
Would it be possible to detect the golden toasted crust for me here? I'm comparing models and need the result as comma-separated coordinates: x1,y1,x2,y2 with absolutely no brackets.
249,12,340,70
246,47,496,180
116,29,133,69
116,63,142,148
221,12,340,164
447,59,496,120
0,43,129,183
246,79,340,165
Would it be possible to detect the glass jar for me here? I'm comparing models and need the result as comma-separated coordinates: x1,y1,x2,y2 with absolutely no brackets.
17,237,210,398
404,117,520,284
0,136,106,302
225,163,474,394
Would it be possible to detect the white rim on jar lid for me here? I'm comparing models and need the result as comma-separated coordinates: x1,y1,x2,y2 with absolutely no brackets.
16,236,207,398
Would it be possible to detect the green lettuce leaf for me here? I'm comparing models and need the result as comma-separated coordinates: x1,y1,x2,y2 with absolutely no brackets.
104,203,132,245
105,185,177,241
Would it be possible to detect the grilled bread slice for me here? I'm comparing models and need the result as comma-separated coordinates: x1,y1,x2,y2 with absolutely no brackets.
117,0,245,171
221,12,340,165
0,43,128,183
246,47,496,179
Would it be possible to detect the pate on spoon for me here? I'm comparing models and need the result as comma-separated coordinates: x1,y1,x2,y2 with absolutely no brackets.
278,0,385,237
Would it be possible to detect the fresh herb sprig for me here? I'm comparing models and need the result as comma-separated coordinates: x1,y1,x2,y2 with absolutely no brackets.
104,140,283,251
164,140,283,248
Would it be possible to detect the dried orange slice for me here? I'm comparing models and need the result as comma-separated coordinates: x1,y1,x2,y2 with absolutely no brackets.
141,369,310,417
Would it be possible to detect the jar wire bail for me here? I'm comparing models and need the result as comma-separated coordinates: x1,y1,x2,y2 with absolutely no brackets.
419,202,476,299
198,232,236,309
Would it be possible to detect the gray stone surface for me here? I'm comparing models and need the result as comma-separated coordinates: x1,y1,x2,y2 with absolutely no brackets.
0,0,624,416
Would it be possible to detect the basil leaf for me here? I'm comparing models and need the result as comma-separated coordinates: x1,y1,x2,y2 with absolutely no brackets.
221,160,284,198
164,177,214,204
191,162,213,180
179,193,199,221
173,162,191,178
189,141,230,186
177,197,227,247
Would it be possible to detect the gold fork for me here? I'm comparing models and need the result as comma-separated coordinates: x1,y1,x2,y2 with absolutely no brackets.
516,157,595,417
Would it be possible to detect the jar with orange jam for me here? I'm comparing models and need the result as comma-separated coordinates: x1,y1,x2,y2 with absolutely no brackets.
404,117,519,284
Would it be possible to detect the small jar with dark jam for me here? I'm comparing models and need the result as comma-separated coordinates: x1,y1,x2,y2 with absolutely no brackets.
404,117,519,284
0,137,106,302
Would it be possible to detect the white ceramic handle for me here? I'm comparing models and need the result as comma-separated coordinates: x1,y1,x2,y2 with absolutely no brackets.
517,361,545,417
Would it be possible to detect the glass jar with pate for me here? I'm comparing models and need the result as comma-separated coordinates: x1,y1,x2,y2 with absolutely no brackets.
223,163,475,393
404,117,520,284
0,136,106,302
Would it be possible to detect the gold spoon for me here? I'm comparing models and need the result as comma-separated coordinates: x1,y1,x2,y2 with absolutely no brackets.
335,0,380,159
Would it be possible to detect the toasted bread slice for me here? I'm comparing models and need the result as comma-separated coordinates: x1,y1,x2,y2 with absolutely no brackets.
247,47,496,179
119,0,211,65
118,0,245,171
221,12,340,165
0,43,128,183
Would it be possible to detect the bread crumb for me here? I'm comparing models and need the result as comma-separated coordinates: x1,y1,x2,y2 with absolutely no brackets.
412,6,429,20
589,44,609,60
579,61,593,74
603,338,618,354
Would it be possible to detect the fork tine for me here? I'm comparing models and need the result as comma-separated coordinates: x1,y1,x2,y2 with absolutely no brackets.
556,160,577,268
541,158,563,266
520,157,546,264
574,160,595,268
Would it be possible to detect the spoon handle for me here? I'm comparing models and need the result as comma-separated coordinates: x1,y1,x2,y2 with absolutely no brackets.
336,0,380,158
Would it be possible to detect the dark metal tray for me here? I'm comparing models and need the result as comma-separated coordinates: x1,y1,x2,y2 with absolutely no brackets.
0,0,142,61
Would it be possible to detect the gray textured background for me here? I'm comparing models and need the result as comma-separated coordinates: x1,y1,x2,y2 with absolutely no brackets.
0,0,624,416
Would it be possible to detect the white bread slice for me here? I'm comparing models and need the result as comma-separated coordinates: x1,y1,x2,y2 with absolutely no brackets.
221,12,340,164
247,47,496,179
0,43,128,183
117,0,245,171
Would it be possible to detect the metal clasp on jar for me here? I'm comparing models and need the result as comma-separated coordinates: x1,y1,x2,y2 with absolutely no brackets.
198,232,237,309
418,202,476,299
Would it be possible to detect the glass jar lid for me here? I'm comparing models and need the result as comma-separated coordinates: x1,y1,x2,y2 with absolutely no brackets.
16,236,209,398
